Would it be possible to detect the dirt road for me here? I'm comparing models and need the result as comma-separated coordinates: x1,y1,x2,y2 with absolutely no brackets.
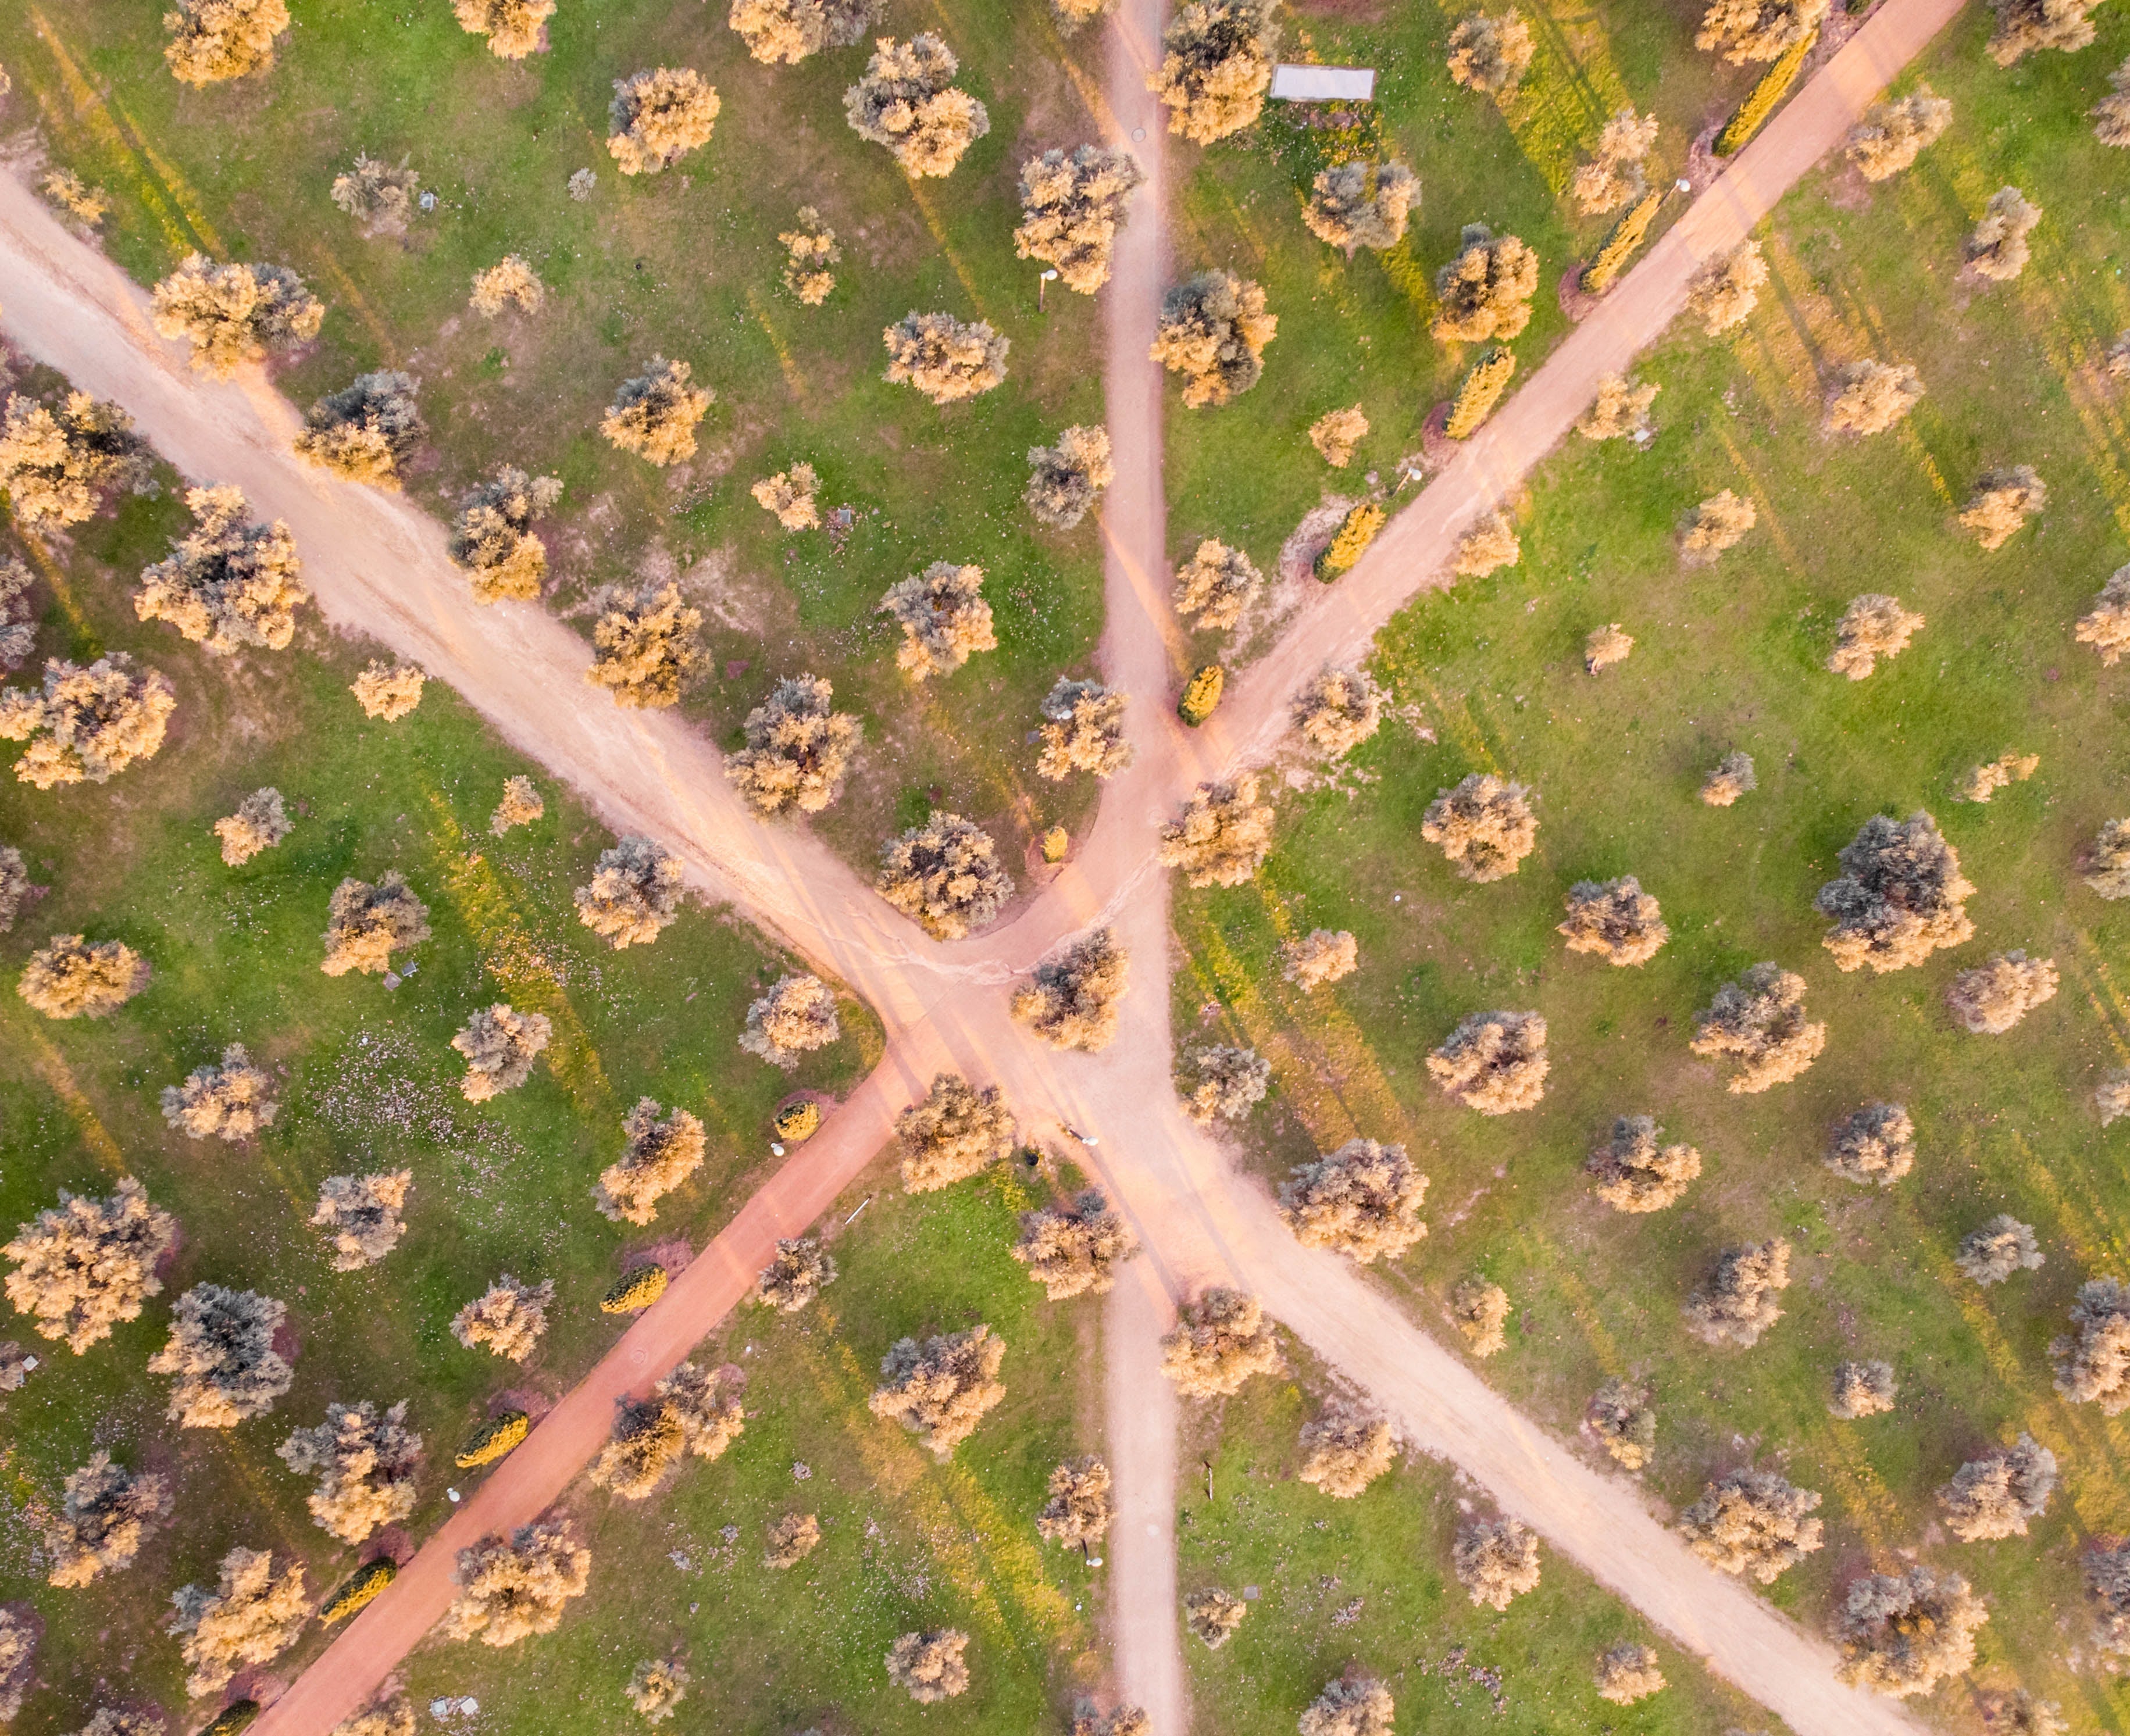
0,3,1961,1727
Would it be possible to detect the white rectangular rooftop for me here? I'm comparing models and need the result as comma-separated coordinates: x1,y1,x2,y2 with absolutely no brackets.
1269,64,1377,101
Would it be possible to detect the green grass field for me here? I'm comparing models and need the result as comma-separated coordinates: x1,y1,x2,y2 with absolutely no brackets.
1172,4,2130,1723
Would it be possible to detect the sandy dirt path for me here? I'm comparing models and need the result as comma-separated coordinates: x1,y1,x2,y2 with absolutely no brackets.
0,3,1960,1726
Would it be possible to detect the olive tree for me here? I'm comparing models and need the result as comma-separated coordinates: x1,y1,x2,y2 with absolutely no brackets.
606,69,721,176
752,464,820,531
1037,1456,1113,1546
594,1099,705,1224
1683,240,1768,335
1309,406,1368,467
1171,538,1261,629
278,1399,421,1544
1701,751,1757,806
2089,1544,2130,1656
876,813,1013,935
1432,225,1537,343
350,661,424,720
1826,592,1924,679
1161,1288,1281,1396
2053,1277,2130,1412
1586,1115,1701,1212
1835,1566,1988,1695
1938,1434,2056,1541
469,255,545,316
1014,1190,1137,1298
1678,1469,1824,1581
1283,928,1357,988
601,360,712,466
0,1609,35,1720
1279,1139,1428,1263
1582,622,1635,671
1298,1674,1393,1736
168,1546,308,1695
1959,465,2045,548
1012,928,1128,1050
1179,1043,1269,1123
726,674,859,816
451,1274,553,1362
1572,107,1660,214
449,469,562,603
46,1451,172,1587
1588,1377,1655,1469
3,1178,176,1351
1038,677,1132,778
443,1520,590,1646
657,1361,745,1460
135,485,307,654
454,0,555,58
1453,510,1521,576
896,1072,1017,1192
886,1630,971,1702
757,1237,837,1312
882,313,1009,403
1947,949,2058,1034
1303,160,1419,253
1964,187,2040,282
741,974,840,1068
1153,272,1276,407
0,841,34,931
1958,1215,2043,1285
590,1399,686,1499
1815,812,1972,972
1683,1240,1792,1347
1158,776,1275,888
1696,0,1825,62
149,256,322,373
1825,1102,1914,1186
1446,10,1533,91
763,1513,819,1568
1428,1011,1547,1113
1297,1402,1396,1497
452,1003,552,1102
311,1171,411,1271
1150,0,1277,142
1954,749,2039,804
2076,566,2130,666
19,934,150,1019
1822,360,1924,436
293,372,423,487
2096,59,2130,145
164,0,291,84
321,873,430,976
150,1283,292,1427
162,1043,277,1140
0,559,34,676
1595,1644,1665,1706
1421,773,1537,881
591,581,705,707
1452,1278,1510,1355
1682,490,1757,562
730,0,879,62
1985,0,2103,61
879,562,996,677
845,35,989,176
492,776,544,834
1829,1358,1897,1418
1690,963,1825,1092
1292,666,1383,758
1016,150,1144,294
1558,877,1668,966
1453,1517,1540,1609
0,392,151,528
1026,426,1116,530
780,208,841,302
576,836,684,949
215,787,290,866
869,1326,1007,1456
1845,87,1952,179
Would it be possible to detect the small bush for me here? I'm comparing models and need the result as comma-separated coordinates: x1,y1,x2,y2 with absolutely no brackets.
626,1658,690,1723
1677,1469,1823,1581
1683,1239,1791,1347
779,207,841,303
845,35,988,177
1586,1115,1700,1212
1011,928,1128,1051
321,873,430,976
349,661,424,720
1161,1288,1281,1396
1149,0,1278,142
1595,1643,1665,1706
1298,1403,1396,1497
1153,272,1276,407
1283,928,1357,988
1822,360,1924,437
1453,1517,1540,1609
1172,540,1261,630
452,1275,552,1361
19,934,151,1019
602,1265,669,1313
1826,593,1924,679
884,1630,971,1702
1446,10,1533,91
1452,510,1520,576
1691,962,1825,1091
882,313,1008,404
1016,150,1144,295
1964,187,2040,282
1938,1434,2056,1540
1682,490,1756,562
1298,1673,1394,1736
491,775,545,833
1578,377,1657,443
576,835,684,948
1846,87,1951,178
0,560,34,677
1453,1278,1510,1355
214,787,290,866
1025,426,1116,530
1683,240,1768,335
763,1514,820,1569
1179,663,1225,724
1184,1588,1246,1647
1433,226,1537,344
444,1520,590,1647
168,1547,308,1696
42,169,111,227
1013,1190,1137,1298
607,69,720,176
1572,106,1659,215
1825,1102,1914,1187
1947,949,2058,1034
162,1043,277,1140
1700,751,1757,806
1954,749,2039,803
1957,1214,2044,1286
1179,1043,1270,1123
869,1326,1007,1456
1308,405,1369,467
1588,1377,1655,1469
2051,1277,2130,1412
752,463,820,531
321,1558,397,1622
136,485,307,654
896,1072,1018,1192
149,255,321,373
657,1362,745,1460
2096,59,2130,145
1421,773,1537,882
595,1098,707,1223
2077,566,2130,665
757,1237,837,1311
1829,1359,1896,1419
602,359,712,466
876,813,1013,935
0,843,34,932
1279,1138,1428,1262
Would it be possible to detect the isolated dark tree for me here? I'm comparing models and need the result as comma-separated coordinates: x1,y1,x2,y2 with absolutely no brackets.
595,1098,707,1223
602,360,711,467
1815,812,1973,973
321,873,430,976
869,1326,1007,1456
1939,1434,2056,1541
1696,0,1825,62
1846,87,1952,178
2053,1277,2130,1412
279,1399,421,1544
135,485,307,654
443,1521,590,1646
1153,272,1276,407
1161,1288,1280,1396
1304,160,1419,253
1037,1457,1114,1546
780,208,841,302
1309,405,1368,466
1014,1190,1137,1298
450,469,562,602
164,0,291,84
1684,1240,1792,1347
454,0,555,58
1158,775,1274,887
311,1170,411,1271
1280,1139,1428,1262
1586,1115,1700,1212
1016,150,1144,294
1836,1566,1988,1695
1453,1517,1540,1609
1185,1587,1246,1647
729,0,878,62
162,1043,277,1140
1179,1043,1269,1123
1432,225,1538,343
882,315,1009,403
1026,427,1116,530
1684,241,1768,334
1297,1402,1396,1497
150,1283,292,1427
607,69,720,175
1829,1358,1897,1418
1453,511,1521,576
1595,1644,1666,1706
845,35,988,176
885,1630,971,1702
876,813,1013,936
741,974,839,1069
1298,1673,1394,1736
1150,0,1278,142
1446,10,1533,91
1958,1215,2043,1286
1291,666,1382,758
1421,773,1537,881
1452,1278,1510,1355
1558,877,1668,966
757,1236,837,1311
1825,1102,1914,1186
1572,107,1660,214
149,256,322,373
3,1178,176,1352
19,934,150,1019
1037,677,1132,779
576,836,684,948
896,1072,1018,1192
1283,927,1357,988
215,787,290,866
349,660,424,721
1824,360,1924,436
168,1546,309,1696
451,1274,552,1362
1678,1469,1823,1581
47,1451,172,1587
1012,928,1128,1050
1588,1377,1655,1469
1428,1010,1549,1113
1690,963,1825,1092
1171,538,1261,629
453,1004,551,1103
1826,593,1925,678
1947,950,2058,1034
0,392,151,528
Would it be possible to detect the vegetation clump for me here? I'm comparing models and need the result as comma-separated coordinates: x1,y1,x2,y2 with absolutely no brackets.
882,313,1009,403
453,1004,552,1102
452,1275,552,1362
576,835,684,947
451,470,562,603
1283,928,1357,988
1701,751,1757,806
444,1521,590,1647
2077,567,2130,665
1955,750,2039,803
1453,510,1520,576
1964,187,2042,283
1291,666,1382,758
885,1630,971,1702
729,0,878,63
149,256,322,373
19,934,151,1019
601,360,711,466
880,562,996,678
293,372,423,488
1304,161,1419,253
1815,812,1972,972
1279,1139,1428,1263
1453,1517,1541,1609
0,392,151,528
150,1283,292,1427
47,1451,172,1587
1158,775,1275,887
1825,1103,1914,1186
454,0,555,58
1829,1359,1897,1418
1012,928,1127,1051
1586,1116,1700,1213
727,674,859,816
876,813,1012,936
1588,1377,1655,1469
320,873,430,977
42,169,110,227
1573,107,1660,214
135,486,307,654
626,1659,689,1723
3,1178,176,1352
1822,360,1924,437
1179,1043,1270,1123
1938,1434,2056,1540
869,1327,1007,1457
1594,1644,1665,1706
349,662,424,721
1827,593,1924,679
1682,490,1757,562
2095,60,2130,145
1150,0,1276,141
1446,10,1533,92
741,974,840,1068
1453,1278,1510,1355
1297,1403,1396,1497
162,1044,277,1140
1835,1566,1988,1695
590,1399,687,1500
757,1237,837,1312
1153,272,1276,407
1432,225,1538,343
752,464,820,531
1421,773,1536,881
1845,87,1952,178
168,1547,309,1696
1691,963,1825,1091
277,1400,421,1544
2052,1277,2130,1412
1309,406,1368,467
164,0,291,84
658,1362,746,1460
1016,150,1144,294
845,35,988,177
1578,376,1657,442
595,1098,707,1223
311,1171,411,1271
1685,241,1768,334
1958,1215,2043,1285
1959,465,2045,548
1037,678,1132,779
1558,876,1667,965
1014,1190,1137,1298
1161,1288,1281,1396
1036,1457,1113,1546
1947,950,2058,1034
1172,539,1261,629
1678,1469,1824,1581
1185,1587,1247,1647
215,787,291,866
606,69,720,176
779,208,840,303
896,1073,1017,1192
1684,1240,1792,1347
1025,427,1116,530
763,1513,820,1569
1297,1674,1394,1736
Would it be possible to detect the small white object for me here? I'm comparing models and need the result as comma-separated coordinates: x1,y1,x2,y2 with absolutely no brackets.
1676,177,1692,192
1088,1556,1103,1567
1131,127,1146,141
1270,63,1376,101
1393,894,1402,903
430,1701,455,1720
770,1141,786,1156
21,1356,35,1371
458,1702,477,1717
446,1487,462,1503
419,191,438,211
